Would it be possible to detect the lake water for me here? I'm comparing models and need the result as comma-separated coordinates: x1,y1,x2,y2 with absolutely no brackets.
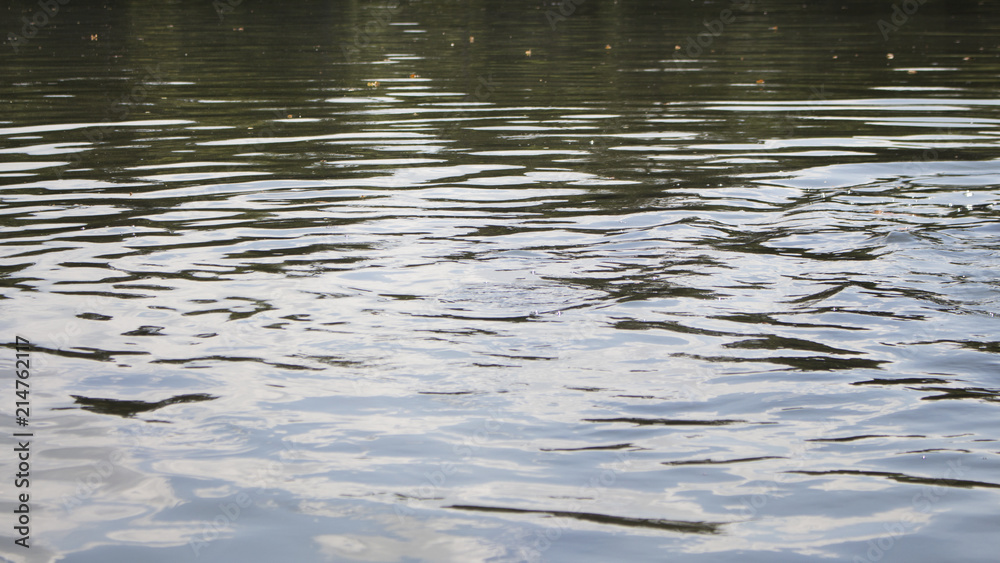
1,1,999,562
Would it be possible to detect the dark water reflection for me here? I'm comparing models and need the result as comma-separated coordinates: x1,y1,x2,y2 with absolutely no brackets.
1,1,999,561
69,393,217,419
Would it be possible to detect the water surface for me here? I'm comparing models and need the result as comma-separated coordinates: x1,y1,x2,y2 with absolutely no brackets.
1,1,999,562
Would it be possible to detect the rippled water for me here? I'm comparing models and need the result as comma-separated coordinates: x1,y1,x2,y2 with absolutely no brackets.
1,1,999,562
